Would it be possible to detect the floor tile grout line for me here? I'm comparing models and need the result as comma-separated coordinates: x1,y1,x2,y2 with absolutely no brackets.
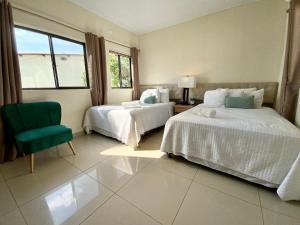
11,170,85,208
115,193,164,225
192,178,261,207
260,206,300,221
171,179,193,225
257,189,265,225
2,177,29,225
78,192,116,225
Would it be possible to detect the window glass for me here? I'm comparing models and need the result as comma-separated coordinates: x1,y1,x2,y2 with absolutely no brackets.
52,38,87,87
14,27,89,89
109,52,132,88
15,28,55,88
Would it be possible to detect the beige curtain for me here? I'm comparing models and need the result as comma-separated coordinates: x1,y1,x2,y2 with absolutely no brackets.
0,0,23,162
280,0,300,122
131,47,140,100
85,33,107,106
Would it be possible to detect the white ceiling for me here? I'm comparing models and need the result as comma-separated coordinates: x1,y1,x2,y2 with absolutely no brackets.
68,0,258,35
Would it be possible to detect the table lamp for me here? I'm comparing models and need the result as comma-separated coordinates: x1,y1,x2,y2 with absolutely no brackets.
178,75,196,105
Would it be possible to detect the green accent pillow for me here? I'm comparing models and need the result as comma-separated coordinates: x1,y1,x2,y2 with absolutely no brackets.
143,95,156,104
225,96,254,109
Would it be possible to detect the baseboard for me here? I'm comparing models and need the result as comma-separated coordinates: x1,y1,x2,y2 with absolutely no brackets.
73,130,85,138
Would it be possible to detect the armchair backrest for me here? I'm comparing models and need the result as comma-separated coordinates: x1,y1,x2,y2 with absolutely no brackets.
1,102,61,135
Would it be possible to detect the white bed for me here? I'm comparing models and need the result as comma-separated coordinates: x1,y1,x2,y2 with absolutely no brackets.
160,104,300,201
83,102,174,147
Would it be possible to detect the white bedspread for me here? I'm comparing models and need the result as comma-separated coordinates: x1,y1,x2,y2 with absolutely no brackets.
83,102,174,147
160,104,300,201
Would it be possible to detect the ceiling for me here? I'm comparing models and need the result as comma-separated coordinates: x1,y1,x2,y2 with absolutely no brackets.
68,0,258,35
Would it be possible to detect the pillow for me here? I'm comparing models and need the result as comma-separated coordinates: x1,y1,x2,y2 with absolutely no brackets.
143,95,156,104
140,89,160,103
247,89,264,108
159,88,169,103
204,89,229,106
225,96,255,109
226,88,257,97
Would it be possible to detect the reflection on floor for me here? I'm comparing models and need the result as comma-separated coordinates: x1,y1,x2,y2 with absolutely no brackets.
0,128,300,225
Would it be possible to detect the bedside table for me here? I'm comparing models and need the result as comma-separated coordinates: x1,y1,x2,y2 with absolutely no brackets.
174,104,195,114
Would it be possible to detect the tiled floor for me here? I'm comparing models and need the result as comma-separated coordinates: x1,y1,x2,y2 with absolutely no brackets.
0,128,300,225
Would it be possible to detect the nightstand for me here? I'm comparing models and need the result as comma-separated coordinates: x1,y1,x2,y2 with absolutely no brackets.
174,104,195,114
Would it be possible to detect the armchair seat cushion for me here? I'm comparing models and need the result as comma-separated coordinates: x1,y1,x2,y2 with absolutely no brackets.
15,125,72,154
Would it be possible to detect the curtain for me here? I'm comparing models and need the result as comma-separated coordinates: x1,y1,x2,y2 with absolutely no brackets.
85,33,107,106
0,0,23,162
131,47,140,100
280,0,300,122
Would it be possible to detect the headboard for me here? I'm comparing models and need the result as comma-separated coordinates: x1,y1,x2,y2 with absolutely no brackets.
140,82,279,106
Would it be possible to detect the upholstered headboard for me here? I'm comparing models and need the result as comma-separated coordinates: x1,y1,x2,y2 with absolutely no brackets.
140,82,278,106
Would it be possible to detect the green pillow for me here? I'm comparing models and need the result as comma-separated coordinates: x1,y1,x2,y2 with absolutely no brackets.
225,96,254,109
143,95,156,104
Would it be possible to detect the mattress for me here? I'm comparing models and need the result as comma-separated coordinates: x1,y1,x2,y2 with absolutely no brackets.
83,102,174,147
160,104,300,201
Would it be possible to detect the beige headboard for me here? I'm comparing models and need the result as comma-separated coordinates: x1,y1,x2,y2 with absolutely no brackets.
140,82,278,106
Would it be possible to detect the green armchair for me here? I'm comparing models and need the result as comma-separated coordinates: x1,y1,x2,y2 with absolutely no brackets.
1,101,75,173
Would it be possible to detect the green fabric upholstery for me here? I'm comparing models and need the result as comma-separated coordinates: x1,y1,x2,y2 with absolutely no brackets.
225,96,255,109
15,125,72,154
1,102,72,154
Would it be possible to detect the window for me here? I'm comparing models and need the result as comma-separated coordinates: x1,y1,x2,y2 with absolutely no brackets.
109,52,132,88
15,26,89,89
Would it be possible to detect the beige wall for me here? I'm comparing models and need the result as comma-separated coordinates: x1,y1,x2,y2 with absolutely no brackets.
139,0,288,86
10,0,138,134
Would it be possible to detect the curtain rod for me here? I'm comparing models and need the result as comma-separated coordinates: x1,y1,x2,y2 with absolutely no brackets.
11,5,133,49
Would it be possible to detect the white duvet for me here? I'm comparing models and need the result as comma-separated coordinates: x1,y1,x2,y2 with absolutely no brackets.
160,104,300,201
83,102,174,147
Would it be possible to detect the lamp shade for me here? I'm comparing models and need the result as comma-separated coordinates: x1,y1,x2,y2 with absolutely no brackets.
178,76,196,88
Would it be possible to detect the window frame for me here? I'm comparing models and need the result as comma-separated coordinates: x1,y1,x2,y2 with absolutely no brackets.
109,50,133,89
15,25,90,90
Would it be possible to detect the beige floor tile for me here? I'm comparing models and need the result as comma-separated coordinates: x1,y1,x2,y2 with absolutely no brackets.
173,182,263,225
149,156,198,180
0,181,17,216
7,158,80,205
0,148,60,180
262,208,300,225
259,188,300,219
20,174,113,225
86,156,152,191
63,148,112,171
194,167,260,205
81,195,160,225
118,165,192,225
0,209,27,225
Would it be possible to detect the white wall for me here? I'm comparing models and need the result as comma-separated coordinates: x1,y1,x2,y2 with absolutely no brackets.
10,0,139,134
139,0,288,85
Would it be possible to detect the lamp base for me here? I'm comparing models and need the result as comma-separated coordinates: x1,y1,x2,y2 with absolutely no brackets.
181,88,189,105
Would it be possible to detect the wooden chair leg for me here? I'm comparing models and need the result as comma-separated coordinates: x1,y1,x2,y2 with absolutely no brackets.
28,154,34,173
68,141,76,155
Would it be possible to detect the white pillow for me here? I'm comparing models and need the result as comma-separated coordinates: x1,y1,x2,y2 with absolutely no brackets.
204,89,228,106
245,89,264,108
159,88,169,103
140,89,160,103
228,88,257,97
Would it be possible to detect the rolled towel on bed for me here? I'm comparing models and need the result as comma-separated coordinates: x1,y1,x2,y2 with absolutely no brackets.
122,101,141,108
195,108,216,118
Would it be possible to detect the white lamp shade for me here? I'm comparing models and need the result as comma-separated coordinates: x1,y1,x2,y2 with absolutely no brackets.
178,76,196,88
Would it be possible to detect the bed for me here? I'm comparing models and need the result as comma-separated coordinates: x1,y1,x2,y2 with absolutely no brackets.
160,83,300,201
83,102,174,147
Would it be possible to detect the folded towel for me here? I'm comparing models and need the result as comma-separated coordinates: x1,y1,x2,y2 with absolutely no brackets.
122,101,141,109
195,108,216,118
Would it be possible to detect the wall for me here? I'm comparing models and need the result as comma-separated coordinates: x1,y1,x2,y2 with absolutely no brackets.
10,0,139,134
139,0,288,86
